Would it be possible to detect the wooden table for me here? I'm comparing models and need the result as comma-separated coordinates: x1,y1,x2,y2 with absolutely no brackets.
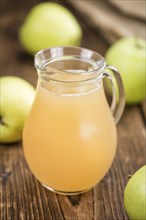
1,1,145,219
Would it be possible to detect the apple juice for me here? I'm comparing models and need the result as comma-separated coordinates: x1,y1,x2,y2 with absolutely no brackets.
23,80,117,193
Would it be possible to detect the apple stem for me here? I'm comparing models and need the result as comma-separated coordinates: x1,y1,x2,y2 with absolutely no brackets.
135,38,143,49
0,116,6,126
128,174,132,178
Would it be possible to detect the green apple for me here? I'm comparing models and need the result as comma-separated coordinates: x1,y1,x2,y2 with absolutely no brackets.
124,165,146,220
105,37,146,104
19,2,82,55
0,76,35,143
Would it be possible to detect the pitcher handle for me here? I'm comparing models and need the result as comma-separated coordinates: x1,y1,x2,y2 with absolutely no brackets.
102,65,125,124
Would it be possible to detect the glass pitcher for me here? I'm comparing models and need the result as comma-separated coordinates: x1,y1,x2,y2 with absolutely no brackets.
23,46,125,195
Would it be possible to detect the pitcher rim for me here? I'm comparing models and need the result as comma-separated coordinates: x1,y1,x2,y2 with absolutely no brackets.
34,46,106,83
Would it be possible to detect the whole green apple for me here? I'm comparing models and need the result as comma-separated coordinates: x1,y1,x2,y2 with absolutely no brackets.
19,3,82,55
0,76,35,143
105,37,146,104
124,165,146,220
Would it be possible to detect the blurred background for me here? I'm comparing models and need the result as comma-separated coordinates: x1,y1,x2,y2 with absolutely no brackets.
1,0,145,85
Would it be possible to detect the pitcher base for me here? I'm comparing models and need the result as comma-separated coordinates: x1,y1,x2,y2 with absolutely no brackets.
42,184,91,195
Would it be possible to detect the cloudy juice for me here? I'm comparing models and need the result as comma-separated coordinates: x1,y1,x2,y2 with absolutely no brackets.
23,80,117,193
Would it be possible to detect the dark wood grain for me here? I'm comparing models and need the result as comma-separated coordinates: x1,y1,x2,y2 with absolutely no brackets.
0,1,145,220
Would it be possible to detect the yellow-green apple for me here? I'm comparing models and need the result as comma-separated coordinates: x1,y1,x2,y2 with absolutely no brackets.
19,2,82,55
105,37,146,104
124,165,146,220
0,76,35,143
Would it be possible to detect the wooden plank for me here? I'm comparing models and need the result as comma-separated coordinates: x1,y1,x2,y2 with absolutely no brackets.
0,0,145,220
141,100,146,121
107,0,146,20
64,0,145,43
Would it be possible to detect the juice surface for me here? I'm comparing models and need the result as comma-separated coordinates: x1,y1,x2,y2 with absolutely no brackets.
23,81,117,192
